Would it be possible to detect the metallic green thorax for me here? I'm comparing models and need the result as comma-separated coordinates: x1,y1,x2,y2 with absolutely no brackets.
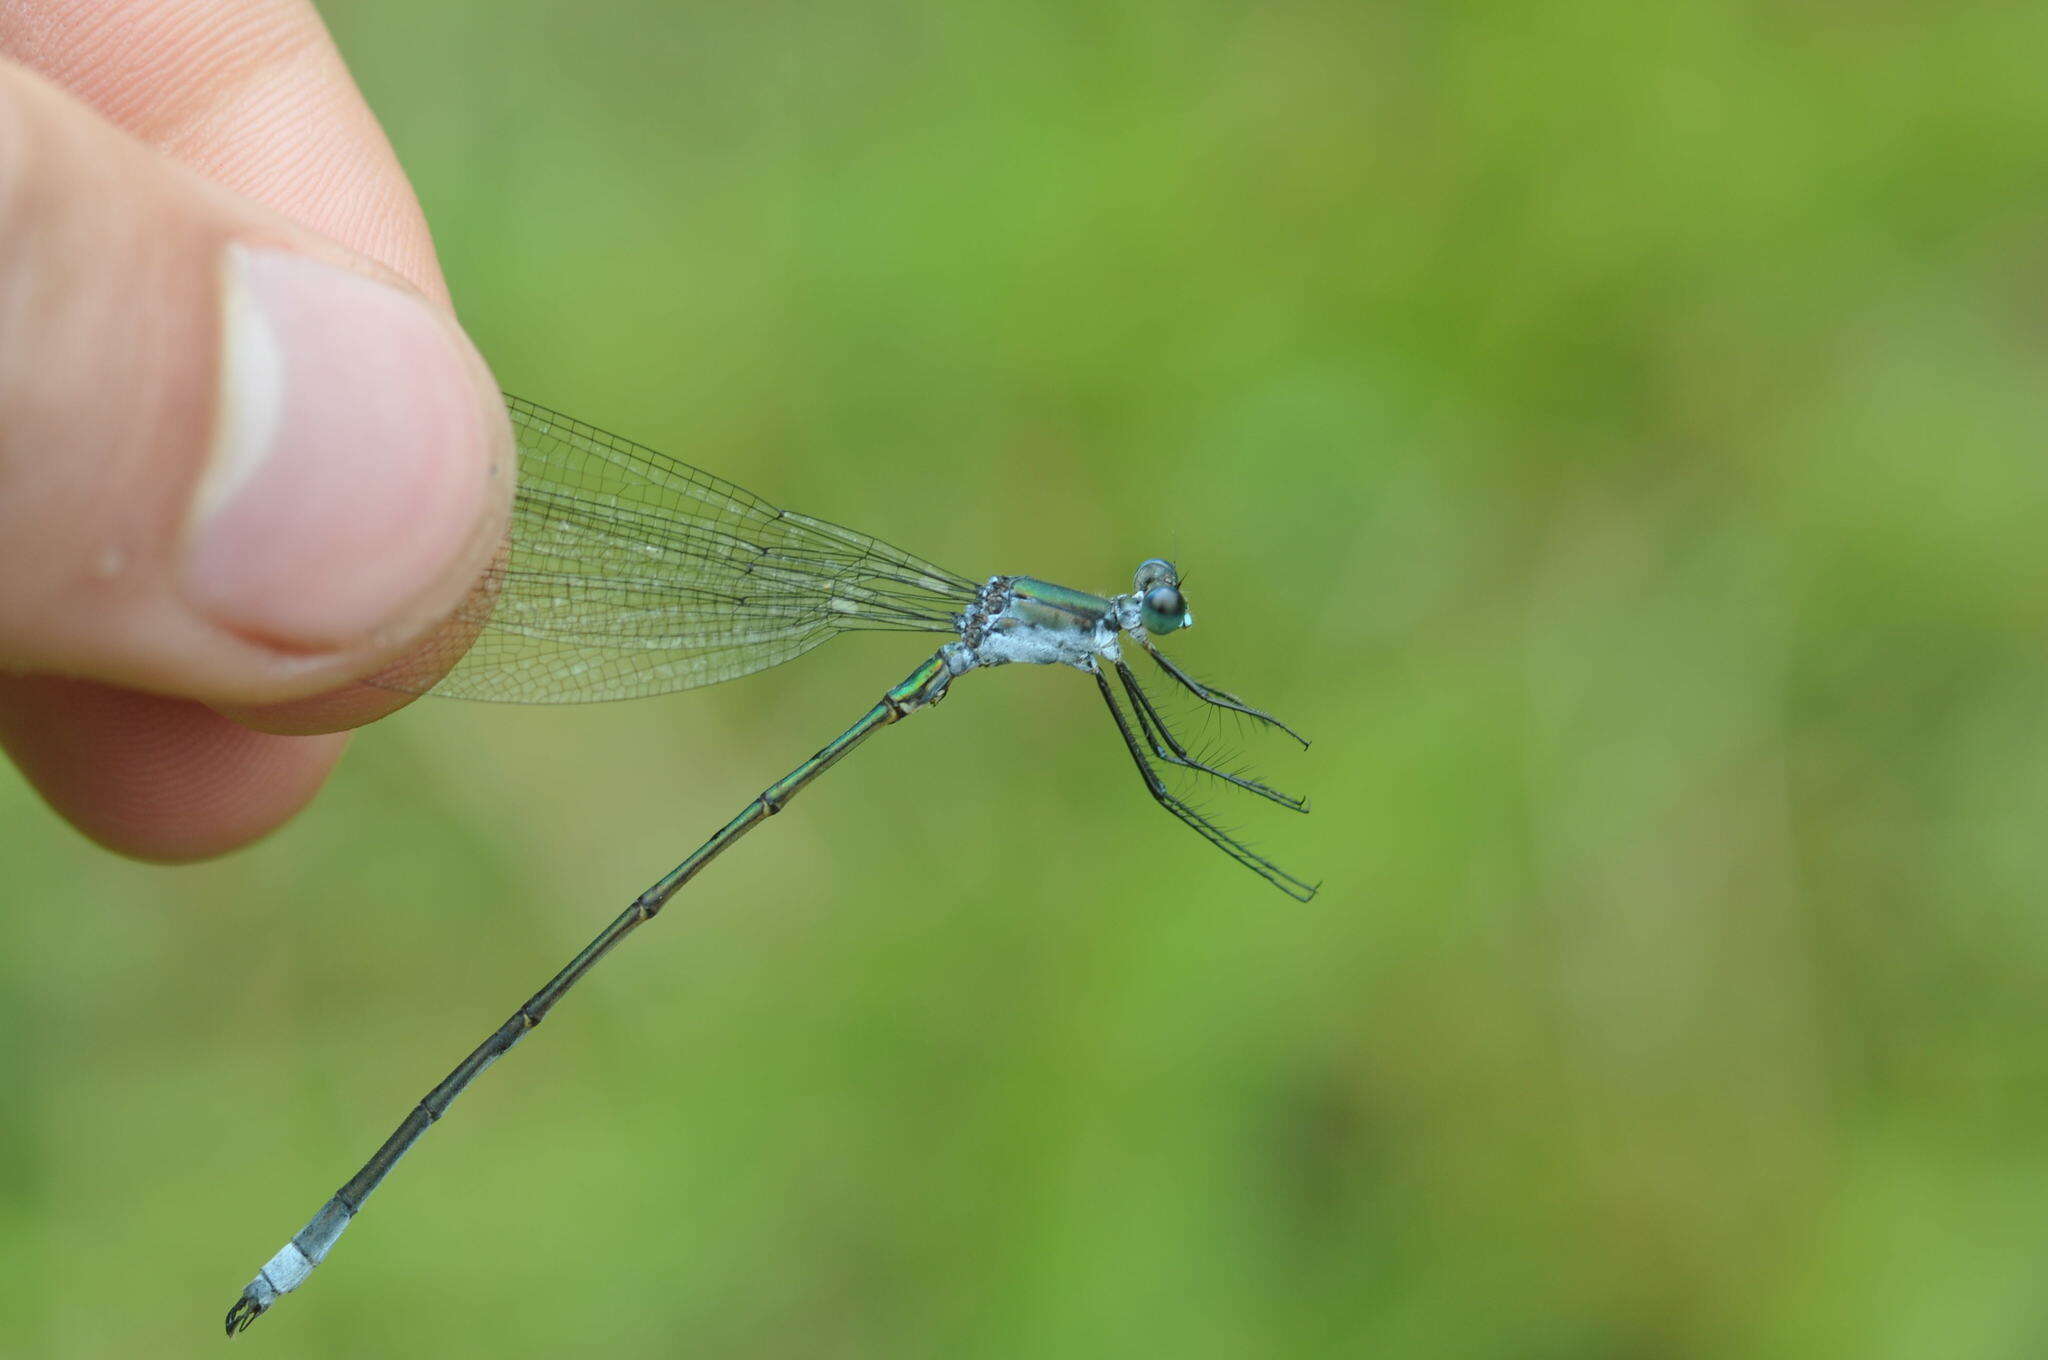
1006,577,1118,632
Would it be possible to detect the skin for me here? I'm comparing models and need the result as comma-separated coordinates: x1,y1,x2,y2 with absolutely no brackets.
0,0,511,861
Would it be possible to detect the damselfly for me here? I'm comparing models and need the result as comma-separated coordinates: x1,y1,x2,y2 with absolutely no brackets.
226,394,1313,1333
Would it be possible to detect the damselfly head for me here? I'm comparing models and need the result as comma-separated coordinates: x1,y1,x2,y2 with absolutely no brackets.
1134,558,1193,635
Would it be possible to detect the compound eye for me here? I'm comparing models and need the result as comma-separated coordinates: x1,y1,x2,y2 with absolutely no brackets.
1140,585,1189,634
1135,558,1177,592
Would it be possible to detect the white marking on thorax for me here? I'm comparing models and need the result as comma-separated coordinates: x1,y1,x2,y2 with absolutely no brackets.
968,611,1123,672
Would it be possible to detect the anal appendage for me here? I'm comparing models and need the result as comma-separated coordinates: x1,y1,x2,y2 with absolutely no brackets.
225,1194,353,1336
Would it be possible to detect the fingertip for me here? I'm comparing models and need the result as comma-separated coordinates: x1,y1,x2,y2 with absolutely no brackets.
181,245,511,655
214,572,497,734
0,66,513,710
0,676,346,862
217,681,419,736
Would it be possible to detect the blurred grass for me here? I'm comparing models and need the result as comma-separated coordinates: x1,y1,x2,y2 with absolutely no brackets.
8,0,2048,1354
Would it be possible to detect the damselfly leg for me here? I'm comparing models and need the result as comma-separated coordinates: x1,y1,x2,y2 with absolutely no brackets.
1091,662,1318,903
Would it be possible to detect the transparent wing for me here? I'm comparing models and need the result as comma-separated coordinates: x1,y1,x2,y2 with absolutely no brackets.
372,395,978,703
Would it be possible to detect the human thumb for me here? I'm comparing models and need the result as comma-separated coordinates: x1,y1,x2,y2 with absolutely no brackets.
0,60,510,708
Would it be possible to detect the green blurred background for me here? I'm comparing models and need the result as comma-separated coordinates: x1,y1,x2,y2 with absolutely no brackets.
8,1,2048,1354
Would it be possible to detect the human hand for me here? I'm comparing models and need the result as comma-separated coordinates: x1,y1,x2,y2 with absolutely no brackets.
0,1,513,861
